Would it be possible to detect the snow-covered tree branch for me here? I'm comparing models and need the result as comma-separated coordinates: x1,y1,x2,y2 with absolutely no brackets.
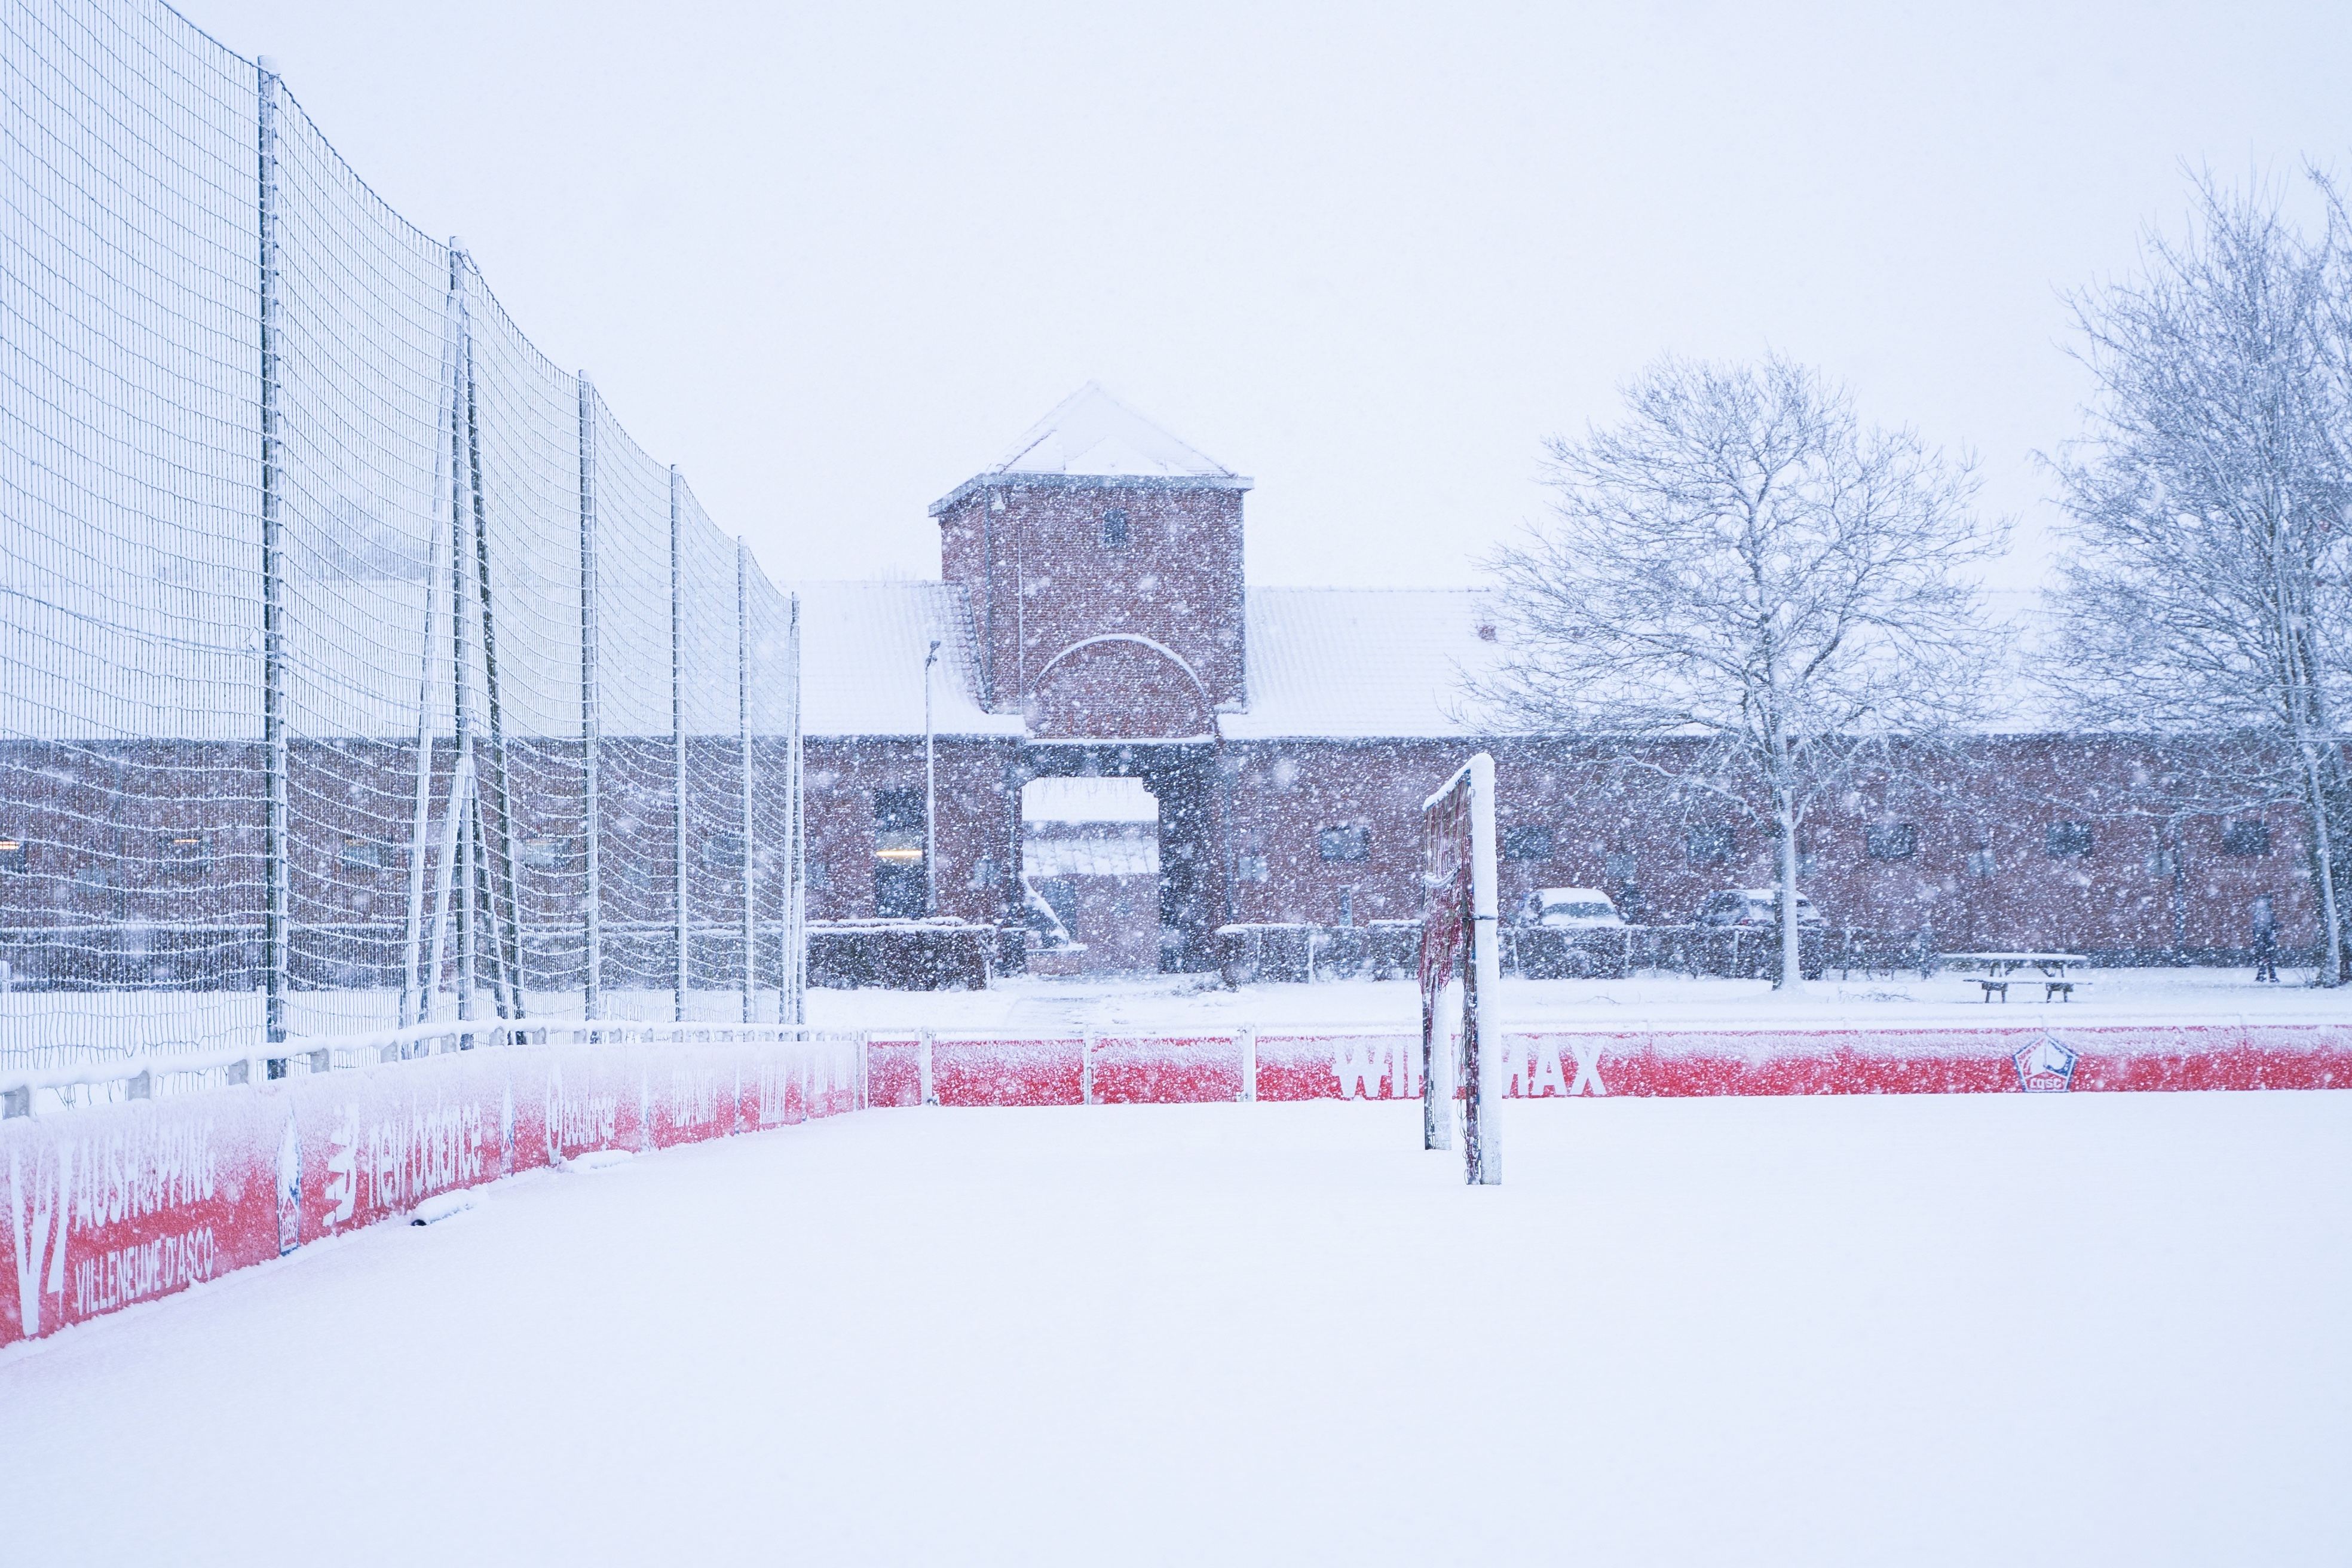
2047,176,2352,984
1471,355,2007,989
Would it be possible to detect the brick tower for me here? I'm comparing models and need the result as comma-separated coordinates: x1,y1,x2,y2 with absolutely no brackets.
930,383,1251,740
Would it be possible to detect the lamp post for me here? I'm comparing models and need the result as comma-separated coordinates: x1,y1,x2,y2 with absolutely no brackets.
924,639,941,917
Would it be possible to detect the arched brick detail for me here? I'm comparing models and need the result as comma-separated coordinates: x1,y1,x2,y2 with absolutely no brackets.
1026,636,1214,741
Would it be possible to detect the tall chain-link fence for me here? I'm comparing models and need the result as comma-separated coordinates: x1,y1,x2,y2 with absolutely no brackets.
1,0,806,1074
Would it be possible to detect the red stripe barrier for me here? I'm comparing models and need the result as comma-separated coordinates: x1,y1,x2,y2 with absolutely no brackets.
3,1032,863,1349
13,1021,2348,1349
860,1024,2352,1106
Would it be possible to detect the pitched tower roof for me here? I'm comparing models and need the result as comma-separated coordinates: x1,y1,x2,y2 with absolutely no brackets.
930,382,1251,515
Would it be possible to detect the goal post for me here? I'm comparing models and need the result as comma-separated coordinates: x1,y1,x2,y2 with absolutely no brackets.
1419,752,1502,1185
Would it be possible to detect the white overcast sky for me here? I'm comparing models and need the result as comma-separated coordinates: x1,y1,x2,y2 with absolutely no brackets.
188,0,2350,594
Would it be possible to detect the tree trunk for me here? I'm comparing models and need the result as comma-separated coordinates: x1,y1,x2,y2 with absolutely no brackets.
1777,797,1803,990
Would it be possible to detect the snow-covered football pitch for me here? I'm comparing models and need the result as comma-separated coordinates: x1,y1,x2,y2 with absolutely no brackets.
5,1088,2348,1566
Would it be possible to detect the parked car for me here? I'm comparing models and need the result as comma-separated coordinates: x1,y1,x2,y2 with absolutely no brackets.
1521,887,1626,928
1696,889,1826,928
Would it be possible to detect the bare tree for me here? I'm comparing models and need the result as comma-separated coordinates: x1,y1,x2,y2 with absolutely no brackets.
2049,176,2352,984
1474,355,2005,990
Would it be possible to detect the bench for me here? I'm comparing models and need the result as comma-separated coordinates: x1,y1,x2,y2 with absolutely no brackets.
2044,981,2077,1002
1975,979,2008,1003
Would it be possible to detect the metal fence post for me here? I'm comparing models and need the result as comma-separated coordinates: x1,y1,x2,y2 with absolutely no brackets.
1238,1024,1255,1102
579,373,602,1021
256,58,288,1046
460,297,525,1020
399,302,457,1029
919,1027,936,1105
670,464,688,1022
739,538,755,1025
784,594,805,1027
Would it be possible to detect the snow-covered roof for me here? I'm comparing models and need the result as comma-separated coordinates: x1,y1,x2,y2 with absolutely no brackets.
930,384,1252,515
1222,587,1508,740
789,583,1506,740
995,382,1235,479
1021,776,1158,823
792,581,1022,739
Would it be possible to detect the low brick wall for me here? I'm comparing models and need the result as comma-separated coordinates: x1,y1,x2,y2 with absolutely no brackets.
806,920,993,990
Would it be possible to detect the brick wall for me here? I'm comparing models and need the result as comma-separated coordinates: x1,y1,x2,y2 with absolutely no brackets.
936,479,1247,712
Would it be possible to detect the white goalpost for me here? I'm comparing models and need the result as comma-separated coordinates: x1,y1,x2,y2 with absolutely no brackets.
1419,752,1502,1186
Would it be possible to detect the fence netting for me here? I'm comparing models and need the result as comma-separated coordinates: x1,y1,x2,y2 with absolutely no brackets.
0,0,806,1076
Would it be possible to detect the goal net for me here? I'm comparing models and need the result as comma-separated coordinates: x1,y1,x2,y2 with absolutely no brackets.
1419,753,1501,1185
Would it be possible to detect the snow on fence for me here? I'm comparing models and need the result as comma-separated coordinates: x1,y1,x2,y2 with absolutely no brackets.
3,1021,866,1346
1,0,807,1069
860,1022,2352,1107
9,1015,2352,1348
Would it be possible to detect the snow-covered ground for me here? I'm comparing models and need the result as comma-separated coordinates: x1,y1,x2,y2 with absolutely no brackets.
6,1094,2347,1566
808,964,2348,1035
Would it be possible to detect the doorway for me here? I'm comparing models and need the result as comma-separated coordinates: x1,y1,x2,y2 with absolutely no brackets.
1019,777,1160,975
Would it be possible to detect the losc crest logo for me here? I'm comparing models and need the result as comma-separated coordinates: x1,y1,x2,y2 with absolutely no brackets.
2013,1035,2079,1094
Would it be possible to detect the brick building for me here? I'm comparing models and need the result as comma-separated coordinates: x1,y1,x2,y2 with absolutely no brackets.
798,384,2316,969
0,384,2317,987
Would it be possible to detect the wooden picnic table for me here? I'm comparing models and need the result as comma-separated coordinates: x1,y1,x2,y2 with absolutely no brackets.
1941,952,2088,980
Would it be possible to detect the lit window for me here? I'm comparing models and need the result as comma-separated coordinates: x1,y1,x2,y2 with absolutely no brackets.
0,834,25,874
1317,826,1369,862
160,832,210,877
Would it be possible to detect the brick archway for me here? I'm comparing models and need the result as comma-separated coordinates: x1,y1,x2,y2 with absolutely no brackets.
1005,740,1225,973
1025,636,1214,742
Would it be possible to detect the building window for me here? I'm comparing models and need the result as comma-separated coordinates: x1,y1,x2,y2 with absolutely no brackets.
517,836,574,871
697,834,746,874
1317,826,1369,862
1866,823,1916,861
341,837,388,871
1683,825,1734,865
967,857,999,890
1965,849,1996,881
874,789,925,917
1101,508,1129,549
160,832,210,877
1501,826,1554,862
1604,852,1636,883
2222,821,2270,857
1237,852,1270,883
0,833,26,873
807,860,831,892
2047,822,2094,858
